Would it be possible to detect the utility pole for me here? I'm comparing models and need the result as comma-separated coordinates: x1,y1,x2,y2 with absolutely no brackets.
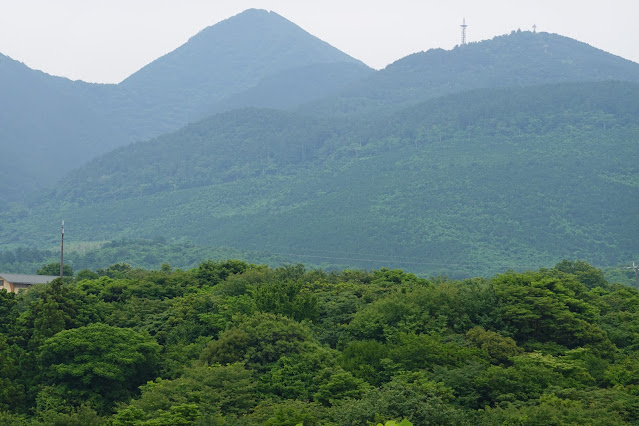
60,221,64,278
624,261,639,289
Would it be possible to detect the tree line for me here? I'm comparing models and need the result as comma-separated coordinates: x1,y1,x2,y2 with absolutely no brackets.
1,259,639,424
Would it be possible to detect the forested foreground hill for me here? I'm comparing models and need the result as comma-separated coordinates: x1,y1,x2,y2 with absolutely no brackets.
5,81,638,277
2,260,639,424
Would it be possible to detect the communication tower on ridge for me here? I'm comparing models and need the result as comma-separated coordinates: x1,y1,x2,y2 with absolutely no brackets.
460,18,468,45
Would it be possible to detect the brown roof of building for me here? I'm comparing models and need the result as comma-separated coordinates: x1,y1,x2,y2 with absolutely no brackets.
0,274,59,285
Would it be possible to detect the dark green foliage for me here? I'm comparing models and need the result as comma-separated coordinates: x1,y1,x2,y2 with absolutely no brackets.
200,312,316,371
492,269,614,355
554,259,609,289
38,323,160,413
195,259,251,287
37,263,73,277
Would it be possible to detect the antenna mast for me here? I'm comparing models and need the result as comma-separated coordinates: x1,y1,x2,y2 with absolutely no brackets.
460,18,468,45
624,261,639,289
60,221,64,278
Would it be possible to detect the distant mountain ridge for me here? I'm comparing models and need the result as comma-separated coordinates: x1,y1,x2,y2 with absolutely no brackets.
303,30,639,116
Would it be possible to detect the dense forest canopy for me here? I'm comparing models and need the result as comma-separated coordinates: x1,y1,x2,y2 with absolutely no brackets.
1,260,639,424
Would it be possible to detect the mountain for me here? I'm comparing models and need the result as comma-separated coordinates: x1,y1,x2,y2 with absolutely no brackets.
303,30,639,116
0,54,124,203
5,81,637,277
0,9,371,205
118,9,370,133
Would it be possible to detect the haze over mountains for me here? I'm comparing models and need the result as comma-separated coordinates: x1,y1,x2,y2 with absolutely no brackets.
0,9,372,203
1,9,638,276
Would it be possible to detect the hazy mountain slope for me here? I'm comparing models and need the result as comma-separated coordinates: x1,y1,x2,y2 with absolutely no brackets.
303,30,639,116
0,54,124,202
0,9,371,204
119,9,369,132
207,61,374,114
5,81,637,276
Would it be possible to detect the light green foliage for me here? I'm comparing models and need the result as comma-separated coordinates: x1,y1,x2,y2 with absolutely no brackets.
377,421,413,426
261,347,338,400
465,326,523,365
597,285,639,350
112,364,258,424
479,393,626,425
554,259,608,289
330,372,467,425
252,279,319,322
246,400,325,426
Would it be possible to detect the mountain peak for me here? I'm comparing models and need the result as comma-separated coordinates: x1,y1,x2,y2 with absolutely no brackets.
119,8,364,95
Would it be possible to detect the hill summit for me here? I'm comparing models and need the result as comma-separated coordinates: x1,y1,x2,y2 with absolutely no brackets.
119,9,367,126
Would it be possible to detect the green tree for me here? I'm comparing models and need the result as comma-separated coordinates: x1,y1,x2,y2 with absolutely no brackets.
0,334,25,412
465,326,523,365
200,312,317,372
253,279,319,322
112,363,258,423
38,323,160,413
194,259,250,287
553,260,608,289
492,270,614,355
37,262,73,277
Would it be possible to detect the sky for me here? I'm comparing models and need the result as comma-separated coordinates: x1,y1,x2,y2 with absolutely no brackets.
0,0,638,84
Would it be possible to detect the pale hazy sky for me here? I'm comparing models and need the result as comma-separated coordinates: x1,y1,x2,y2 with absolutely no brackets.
1,0,637,84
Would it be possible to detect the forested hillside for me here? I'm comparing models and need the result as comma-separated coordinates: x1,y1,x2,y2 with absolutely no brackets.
4,81,637,277
1,260,639,424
